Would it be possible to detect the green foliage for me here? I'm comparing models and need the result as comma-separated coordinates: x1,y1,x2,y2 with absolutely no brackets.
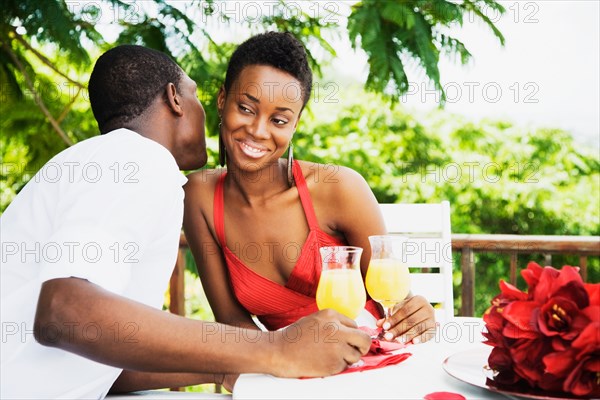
1,0,506,211
2,0,596,327
299,89,599,237
347,0,505,103
1,0,352,208
1,0,99,70
1,0,107,209
258,1,339,77
297,87,599,315
180,267,220,393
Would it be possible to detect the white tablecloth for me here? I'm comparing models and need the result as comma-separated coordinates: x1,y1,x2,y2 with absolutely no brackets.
107,390,231,399
232,317,508,400
107,318,509,400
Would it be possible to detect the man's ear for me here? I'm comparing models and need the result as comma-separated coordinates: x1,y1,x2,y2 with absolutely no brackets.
165,82,183,116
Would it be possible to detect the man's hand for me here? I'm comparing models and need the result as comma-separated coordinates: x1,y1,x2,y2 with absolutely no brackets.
272,309,371,378
221,373,238,392
376,295,436,344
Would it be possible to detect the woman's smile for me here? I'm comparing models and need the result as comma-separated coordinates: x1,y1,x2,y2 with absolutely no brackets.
218,64,303,170
238,139,269,159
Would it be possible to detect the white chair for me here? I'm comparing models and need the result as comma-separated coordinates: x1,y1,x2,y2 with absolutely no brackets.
379,201,454,322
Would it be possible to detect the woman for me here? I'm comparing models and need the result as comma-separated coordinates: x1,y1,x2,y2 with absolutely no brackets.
183,32,435,343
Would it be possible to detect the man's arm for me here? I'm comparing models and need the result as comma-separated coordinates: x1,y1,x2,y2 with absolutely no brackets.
109,370,235,393
35,277,371,382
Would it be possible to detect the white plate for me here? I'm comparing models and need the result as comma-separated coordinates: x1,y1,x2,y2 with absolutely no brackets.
442,347,588,400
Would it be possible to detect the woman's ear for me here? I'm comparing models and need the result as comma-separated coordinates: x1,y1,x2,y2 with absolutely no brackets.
293,110,303,131
217,86,226,116
165,82,183,116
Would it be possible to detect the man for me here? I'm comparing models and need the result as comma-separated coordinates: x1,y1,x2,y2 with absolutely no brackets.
0,45,370,398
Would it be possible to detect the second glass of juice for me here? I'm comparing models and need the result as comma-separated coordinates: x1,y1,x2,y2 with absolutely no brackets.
316,246,366,320
365,235,410,318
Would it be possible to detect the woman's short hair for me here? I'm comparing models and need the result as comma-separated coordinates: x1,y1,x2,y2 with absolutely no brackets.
224,32,313,108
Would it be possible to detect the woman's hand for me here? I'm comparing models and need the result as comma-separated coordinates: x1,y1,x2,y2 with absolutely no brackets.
375,295,436,344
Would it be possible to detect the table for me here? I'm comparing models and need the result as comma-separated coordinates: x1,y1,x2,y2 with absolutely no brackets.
107,390,231,400
107,318,511,400
232,317,509,400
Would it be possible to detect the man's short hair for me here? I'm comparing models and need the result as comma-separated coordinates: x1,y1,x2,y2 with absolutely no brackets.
89,45,182,133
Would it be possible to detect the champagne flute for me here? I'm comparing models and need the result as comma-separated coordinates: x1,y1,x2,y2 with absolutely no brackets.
365,235,411,322
316,246,366,320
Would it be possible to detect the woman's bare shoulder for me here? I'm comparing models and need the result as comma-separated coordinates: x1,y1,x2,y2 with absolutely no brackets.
297,160,379,232
184,169,226,202
297,160,368,193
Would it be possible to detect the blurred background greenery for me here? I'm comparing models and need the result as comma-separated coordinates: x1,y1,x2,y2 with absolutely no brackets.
2,0,599,392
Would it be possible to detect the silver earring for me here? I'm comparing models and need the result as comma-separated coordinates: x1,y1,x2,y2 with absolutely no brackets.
218,119,226,167
287,142,294,187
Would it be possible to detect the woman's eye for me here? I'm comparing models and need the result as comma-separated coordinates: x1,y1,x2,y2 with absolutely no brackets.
273,118,288,125
239,105,252,114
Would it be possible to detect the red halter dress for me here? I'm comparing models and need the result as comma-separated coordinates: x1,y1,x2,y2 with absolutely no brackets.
213,160,381,330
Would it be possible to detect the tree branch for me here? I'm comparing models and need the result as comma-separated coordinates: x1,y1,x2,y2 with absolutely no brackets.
10,29,86,89
3,41,74,147
57,86,82,124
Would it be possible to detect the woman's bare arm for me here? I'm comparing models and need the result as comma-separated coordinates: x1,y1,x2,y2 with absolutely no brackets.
183,171,259,330
309,163,436,343
310,163,387,275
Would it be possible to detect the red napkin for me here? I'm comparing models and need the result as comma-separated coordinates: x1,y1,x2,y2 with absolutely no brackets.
337,326,412,375
337,352,412,375
424,392,466,400
302,327,412,379
359,326,409,352
359,326,381,337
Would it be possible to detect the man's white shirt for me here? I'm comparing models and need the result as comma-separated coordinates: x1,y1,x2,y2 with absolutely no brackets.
1,129,187,399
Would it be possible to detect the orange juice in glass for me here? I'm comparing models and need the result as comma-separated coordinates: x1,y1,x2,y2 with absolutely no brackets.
316,246,366,320
365,235,410,318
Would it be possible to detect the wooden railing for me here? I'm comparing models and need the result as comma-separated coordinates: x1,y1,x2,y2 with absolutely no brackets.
169,234,600,318
451,234,599,316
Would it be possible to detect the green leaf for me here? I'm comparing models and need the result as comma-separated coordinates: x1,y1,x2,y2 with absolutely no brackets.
381,3,415,29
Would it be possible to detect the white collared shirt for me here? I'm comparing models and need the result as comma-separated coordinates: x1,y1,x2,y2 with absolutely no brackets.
1,128,188,399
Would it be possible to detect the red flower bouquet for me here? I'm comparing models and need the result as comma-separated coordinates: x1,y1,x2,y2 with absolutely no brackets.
483,262,599,397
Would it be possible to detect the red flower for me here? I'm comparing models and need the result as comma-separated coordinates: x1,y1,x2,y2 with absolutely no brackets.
543,348,577,379
538,297,588,340
484,263,599,397
550,266,589,307
530,265,559,303
482,280,528,346
487,347,521,385
563,353,600,396
521,262,543,291
564,318,600,396
499,280,528,301
502,301,540,339
586,283,600,306
510,337,553,386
